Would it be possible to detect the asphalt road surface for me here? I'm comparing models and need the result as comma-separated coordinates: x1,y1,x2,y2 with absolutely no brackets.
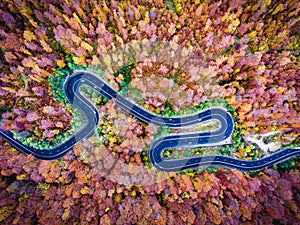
0,71,299,171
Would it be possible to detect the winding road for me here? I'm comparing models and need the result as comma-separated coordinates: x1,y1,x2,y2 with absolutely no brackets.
0,71,299,171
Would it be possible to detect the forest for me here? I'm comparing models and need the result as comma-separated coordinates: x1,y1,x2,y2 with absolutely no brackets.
0,0,299,224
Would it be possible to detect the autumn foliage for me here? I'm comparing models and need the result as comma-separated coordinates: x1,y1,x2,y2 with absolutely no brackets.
0,0,299,224
1,140,300,224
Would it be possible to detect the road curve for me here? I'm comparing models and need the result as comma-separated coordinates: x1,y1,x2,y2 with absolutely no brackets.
0,71,299,171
